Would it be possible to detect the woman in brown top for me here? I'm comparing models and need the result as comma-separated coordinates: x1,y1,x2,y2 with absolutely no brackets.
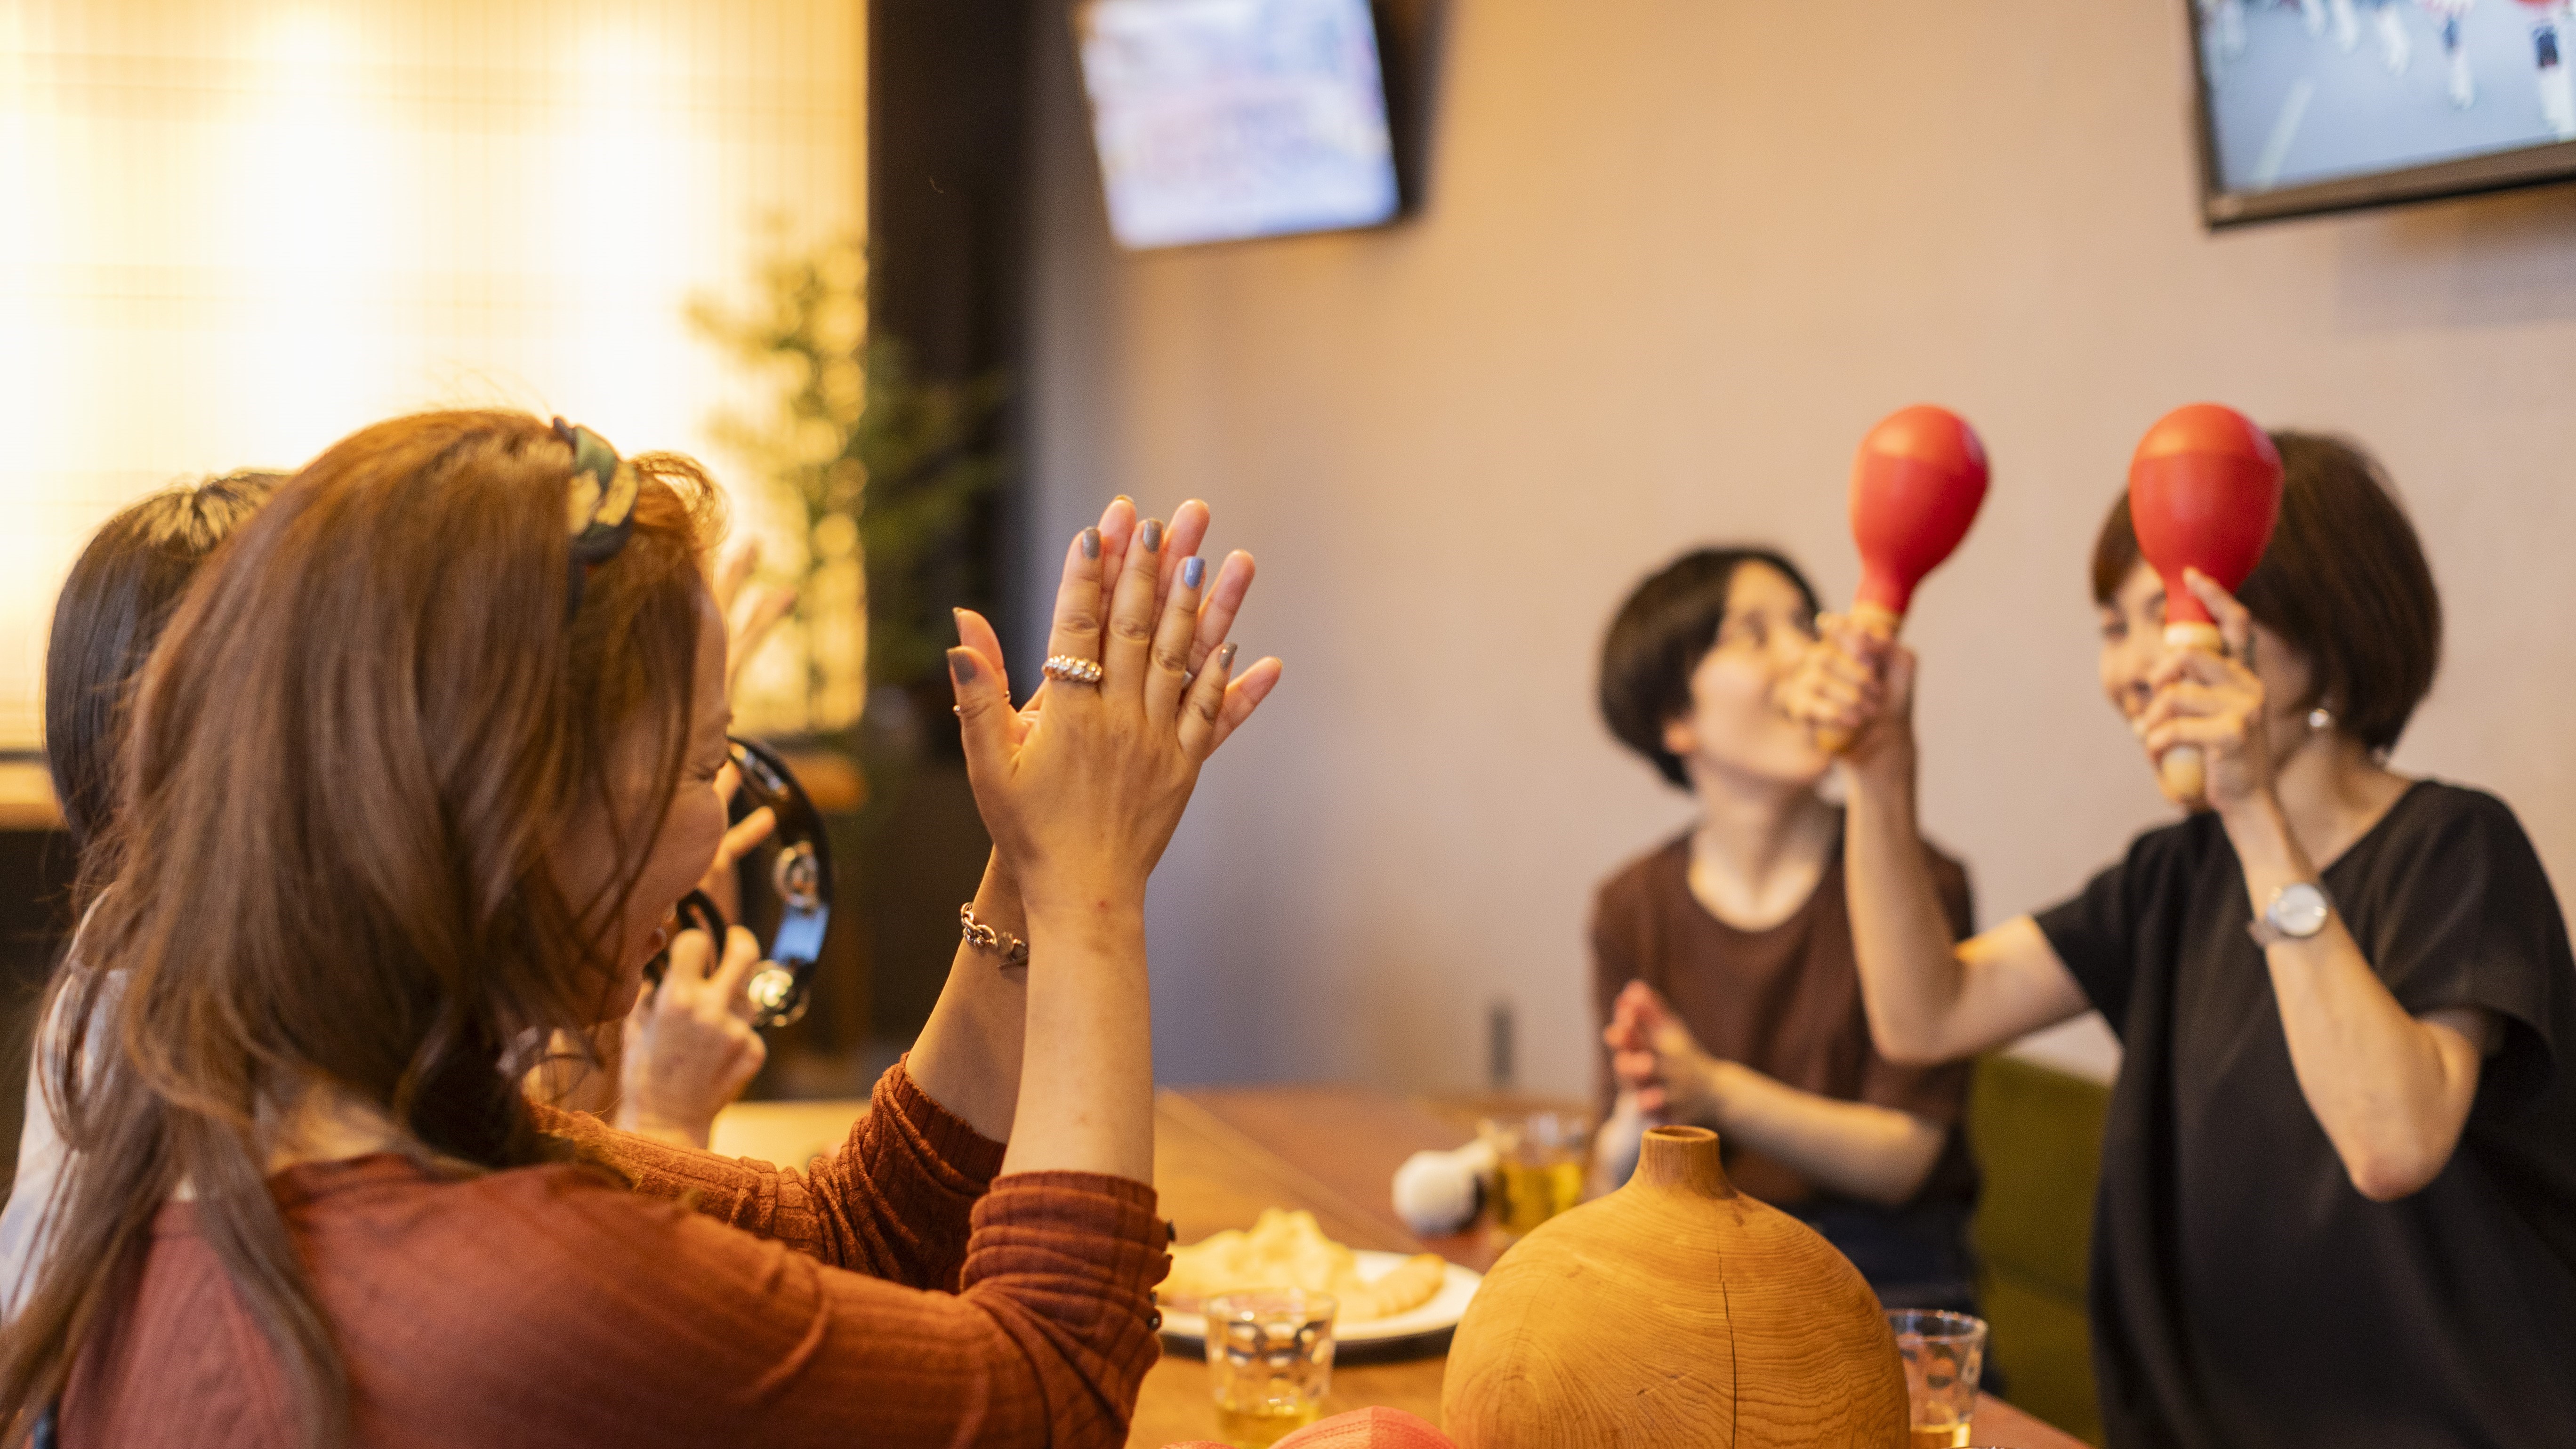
1591,547,1980,1311
0,411,1281,1448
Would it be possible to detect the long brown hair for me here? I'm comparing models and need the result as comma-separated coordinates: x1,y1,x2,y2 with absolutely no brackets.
0,411,723,1446
44,470,282,855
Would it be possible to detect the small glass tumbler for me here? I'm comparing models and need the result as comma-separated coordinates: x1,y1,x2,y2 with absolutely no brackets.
1478,1111,1589,1236
1886,1309,1988,1449
1203,1289,1336,1448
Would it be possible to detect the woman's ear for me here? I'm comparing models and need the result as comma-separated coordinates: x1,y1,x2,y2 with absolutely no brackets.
1660,715,1695,761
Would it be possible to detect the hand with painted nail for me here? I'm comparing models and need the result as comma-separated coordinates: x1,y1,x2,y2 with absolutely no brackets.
980,497,1260,737
948,504,1284,913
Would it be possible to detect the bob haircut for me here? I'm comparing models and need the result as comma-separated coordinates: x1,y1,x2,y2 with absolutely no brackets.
44,471,282,853
1599,547,1820,789
2091,430,2441,756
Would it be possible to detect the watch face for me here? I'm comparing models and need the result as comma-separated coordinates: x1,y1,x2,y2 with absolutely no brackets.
2274,883,2331,937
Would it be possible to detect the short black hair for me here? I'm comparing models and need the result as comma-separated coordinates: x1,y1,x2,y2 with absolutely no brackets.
1599,547,1820,788
44,471,281,852
2091,431,2439,755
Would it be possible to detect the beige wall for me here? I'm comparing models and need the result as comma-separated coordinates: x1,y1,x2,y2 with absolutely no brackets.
1024,1,2576,1095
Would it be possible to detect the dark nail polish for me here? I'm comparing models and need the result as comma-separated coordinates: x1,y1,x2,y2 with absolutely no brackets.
1141,519,1164,553
1080,528,1101,560
948,649,977,684
1182,555,1205,589
1218,642,1239,670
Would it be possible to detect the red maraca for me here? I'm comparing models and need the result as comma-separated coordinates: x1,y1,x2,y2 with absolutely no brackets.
1815,405,1990,753
2125,403,2283,804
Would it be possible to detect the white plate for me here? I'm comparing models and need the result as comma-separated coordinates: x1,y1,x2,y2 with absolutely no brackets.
1158,1250,1483,1348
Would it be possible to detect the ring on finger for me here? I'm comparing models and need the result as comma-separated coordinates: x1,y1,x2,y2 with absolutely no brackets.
1043,653,1105,686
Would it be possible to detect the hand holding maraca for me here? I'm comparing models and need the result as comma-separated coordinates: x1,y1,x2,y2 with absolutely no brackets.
2137,567,2277,817
1779,616,1919,776
1805,405,1989,754
2125,403,2283,805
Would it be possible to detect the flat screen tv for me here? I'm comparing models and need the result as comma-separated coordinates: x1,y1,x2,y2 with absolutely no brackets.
2191,0,2576,225
1074,0,1405,250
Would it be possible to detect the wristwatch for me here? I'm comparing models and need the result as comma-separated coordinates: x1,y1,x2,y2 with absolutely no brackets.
2247,881,2333,947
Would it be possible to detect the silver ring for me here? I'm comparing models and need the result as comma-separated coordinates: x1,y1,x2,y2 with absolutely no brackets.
1043,653,1104,686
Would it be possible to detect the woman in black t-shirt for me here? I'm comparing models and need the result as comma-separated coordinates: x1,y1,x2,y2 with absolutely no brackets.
1787,432,2576,1449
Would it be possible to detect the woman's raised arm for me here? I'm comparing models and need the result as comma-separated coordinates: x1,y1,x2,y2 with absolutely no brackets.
933,507,1278,1180
903,499,1269,1146
1785,620,2089,1065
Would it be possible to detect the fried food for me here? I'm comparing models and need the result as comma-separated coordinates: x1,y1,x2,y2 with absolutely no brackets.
1164,1208,1449,1323
1333,1250,1448,1322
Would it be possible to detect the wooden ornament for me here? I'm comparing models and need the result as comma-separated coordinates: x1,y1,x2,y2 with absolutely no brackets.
1440,1126,1907,1449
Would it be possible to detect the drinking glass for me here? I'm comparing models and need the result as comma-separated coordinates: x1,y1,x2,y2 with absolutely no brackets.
1885,1309,1987,1449
1204,1289,1336,1448
1479,1111,1588,1236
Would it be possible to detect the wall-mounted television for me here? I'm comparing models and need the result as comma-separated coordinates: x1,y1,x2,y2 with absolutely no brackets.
1074,0,1405,250
2191,0,2576,225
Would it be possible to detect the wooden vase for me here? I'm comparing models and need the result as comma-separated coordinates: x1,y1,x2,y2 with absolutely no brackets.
1440,1126,1908,1448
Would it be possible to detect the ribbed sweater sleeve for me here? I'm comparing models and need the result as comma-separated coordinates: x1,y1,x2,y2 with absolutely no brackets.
534,1058,1005,1288
64,1143,1173,1448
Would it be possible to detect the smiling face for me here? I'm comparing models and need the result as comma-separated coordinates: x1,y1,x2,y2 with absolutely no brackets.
555,591,733,1022
1658,562,1831,792
2096,560,2318,757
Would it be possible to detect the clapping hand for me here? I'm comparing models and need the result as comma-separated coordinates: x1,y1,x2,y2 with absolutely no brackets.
946,506,1280,909
948,496,1261,765
1604,980,1719,1125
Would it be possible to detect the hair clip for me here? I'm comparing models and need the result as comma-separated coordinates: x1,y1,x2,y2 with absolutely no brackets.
554,417,639,618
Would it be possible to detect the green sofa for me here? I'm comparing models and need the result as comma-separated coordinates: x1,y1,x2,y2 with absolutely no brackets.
1968,1054,2112,1445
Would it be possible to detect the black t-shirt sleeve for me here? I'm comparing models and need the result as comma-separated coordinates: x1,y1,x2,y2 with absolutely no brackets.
2030,823,2197,1039
2346,788,2564,1117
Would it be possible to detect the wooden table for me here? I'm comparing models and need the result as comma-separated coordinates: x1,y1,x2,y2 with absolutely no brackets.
708,1087,2090,1449
1134,1086,2089,1449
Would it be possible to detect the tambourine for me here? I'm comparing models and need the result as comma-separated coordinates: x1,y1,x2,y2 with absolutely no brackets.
649,736,834,1030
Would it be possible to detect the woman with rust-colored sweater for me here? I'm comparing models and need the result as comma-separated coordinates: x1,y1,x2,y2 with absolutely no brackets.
63,1066,1167,1448
6,418,1280,1449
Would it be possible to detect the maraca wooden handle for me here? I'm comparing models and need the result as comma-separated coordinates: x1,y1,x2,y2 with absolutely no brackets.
2154,621,2225,803
1813,603,1901,755
2159,747,2207,802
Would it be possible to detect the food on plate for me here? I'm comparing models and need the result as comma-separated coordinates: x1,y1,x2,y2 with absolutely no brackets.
1336,1251,1448,1322
1163,1208,1449,1323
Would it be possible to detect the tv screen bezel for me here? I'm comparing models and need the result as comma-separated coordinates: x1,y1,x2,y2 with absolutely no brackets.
2186,1,2576,227
1071,0,1420,253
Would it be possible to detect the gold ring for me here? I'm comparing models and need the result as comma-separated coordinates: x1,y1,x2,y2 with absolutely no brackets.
1043,654,1104,686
